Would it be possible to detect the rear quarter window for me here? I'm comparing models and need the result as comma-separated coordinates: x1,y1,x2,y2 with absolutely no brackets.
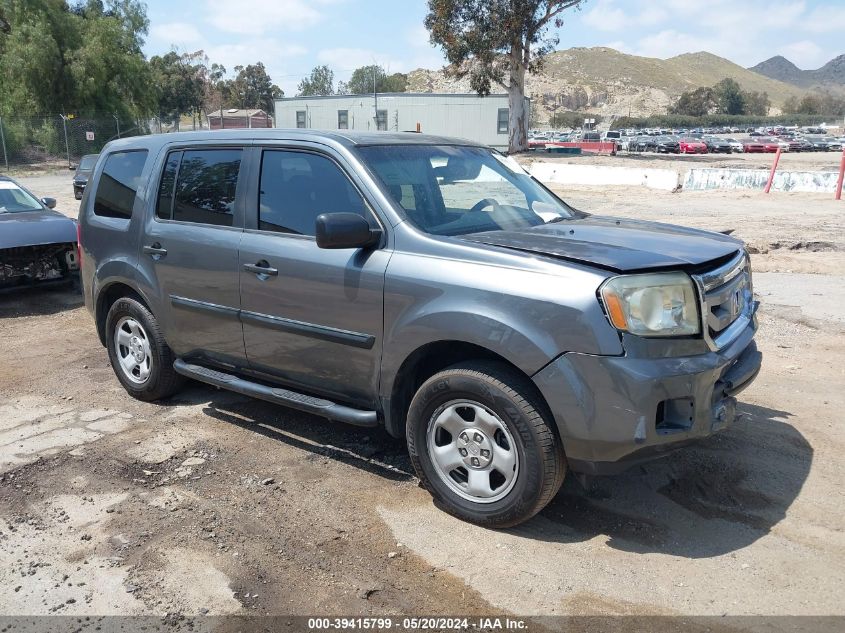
93,150,148,219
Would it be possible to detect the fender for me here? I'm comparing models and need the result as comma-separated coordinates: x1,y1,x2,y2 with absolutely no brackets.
93,261,159,345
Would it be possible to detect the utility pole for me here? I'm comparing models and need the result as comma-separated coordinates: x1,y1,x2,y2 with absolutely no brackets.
59,114,71,168
373,66,378,130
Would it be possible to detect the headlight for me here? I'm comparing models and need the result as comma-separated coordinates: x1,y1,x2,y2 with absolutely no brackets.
600,272,700,337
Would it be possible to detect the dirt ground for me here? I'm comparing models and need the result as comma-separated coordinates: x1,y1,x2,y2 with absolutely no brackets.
1,168,843,627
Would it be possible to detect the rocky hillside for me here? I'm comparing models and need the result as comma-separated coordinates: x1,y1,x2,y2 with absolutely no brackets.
407,46,808,124
750,55,845,89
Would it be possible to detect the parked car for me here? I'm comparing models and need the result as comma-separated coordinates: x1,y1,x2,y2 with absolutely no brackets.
79,130,762,528
807,137,833,152
655,135,680,153
679,138,708,154
631,135,658,152
1,175,79,289
794,138,814,152
741,139,766,153
73,153,99,200
777,138,802,152
759,138,781,153
703,137,733,153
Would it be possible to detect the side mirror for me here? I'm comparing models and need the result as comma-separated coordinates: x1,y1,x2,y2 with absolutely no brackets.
315,213,381,249
41,197,57,209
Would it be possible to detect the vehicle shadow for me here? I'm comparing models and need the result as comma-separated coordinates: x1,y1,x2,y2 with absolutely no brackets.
523,401,811,558
0,282,83,318
170,389,415,483
165,387,810,559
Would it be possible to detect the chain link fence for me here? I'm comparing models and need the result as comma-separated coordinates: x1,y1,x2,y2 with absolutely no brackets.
0,113,211,172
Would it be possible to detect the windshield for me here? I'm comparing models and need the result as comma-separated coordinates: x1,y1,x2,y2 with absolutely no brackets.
356,145,578,236
0,181,43,213
78,155,98,170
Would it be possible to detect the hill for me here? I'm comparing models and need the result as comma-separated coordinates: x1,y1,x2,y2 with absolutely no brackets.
407,46,808,123
750,54,845,89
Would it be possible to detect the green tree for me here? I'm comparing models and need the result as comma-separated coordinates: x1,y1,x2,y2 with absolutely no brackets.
670,87,718,117
796,94,823,115
0,0,152,118
149,50,206,126
425,0,584,152
743,91,770,117
340,65,407,95
297,65,335,96
224,62,283,112
713,78,746,115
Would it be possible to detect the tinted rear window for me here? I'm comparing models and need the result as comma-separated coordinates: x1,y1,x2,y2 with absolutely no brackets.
157,149,242,227
93,150,148,219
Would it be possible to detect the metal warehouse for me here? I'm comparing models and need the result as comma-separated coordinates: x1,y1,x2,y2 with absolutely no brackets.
273,93,529,149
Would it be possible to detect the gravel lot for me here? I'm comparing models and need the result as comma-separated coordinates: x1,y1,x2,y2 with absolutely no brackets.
1,167,843,626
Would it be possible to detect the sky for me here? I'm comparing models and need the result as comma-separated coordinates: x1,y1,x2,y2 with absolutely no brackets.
141,0,845,96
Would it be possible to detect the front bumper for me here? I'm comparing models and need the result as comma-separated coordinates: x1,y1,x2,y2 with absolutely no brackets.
533,319,761,475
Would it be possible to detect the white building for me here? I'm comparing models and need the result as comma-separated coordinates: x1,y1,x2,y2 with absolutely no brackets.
273,93,529,149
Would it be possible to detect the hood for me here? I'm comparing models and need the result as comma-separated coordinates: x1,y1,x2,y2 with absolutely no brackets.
460,216,741,272
0,209,77,249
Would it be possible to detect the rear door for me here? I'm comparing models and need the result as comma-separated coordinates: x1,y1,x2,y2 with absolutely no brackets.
139,145,247,367
238,145,389,407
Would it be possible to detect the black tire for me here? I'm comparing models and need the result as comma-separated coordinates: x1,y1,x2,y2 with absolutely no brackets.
406,361,566,528
105,296,183,401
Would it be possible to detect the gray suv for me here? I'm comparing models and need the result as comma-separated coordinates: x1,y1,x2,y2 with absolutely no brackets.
79,130,761,527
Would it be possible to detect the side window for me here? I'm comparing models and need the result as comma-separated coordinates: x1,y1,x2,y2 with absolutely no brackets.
337,110,348,129
258,150,368,236
296,111,306,128
155,151,181,220
171,149,242,227
497,108,508,134
93,150,148,219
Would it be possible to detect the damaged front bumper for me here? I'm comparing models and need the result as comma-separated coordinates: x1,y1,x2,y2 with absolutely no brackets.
0,243,80,289
533,312,761,475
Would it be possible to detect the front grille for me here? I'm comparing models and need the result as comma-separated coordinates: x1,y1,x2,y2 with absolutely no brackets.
692,251,753,350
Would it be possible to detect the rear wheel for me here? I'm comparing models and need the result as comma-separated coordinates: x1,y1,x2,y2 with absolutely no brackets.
406,361,566,528
105,296,183,401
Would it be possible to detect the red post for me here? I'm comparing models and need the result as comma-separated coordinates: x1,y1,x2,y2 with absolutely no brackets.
764,147,782,194
836,147,845,201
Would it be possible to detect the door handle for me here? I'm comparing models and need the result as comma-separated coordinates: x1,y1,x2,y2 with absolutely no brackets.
243,261,278,277
143,243,167,257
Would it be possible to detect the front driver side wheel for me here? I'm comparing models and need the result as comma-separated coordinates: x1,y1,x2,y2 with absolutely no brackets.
406,361,566,528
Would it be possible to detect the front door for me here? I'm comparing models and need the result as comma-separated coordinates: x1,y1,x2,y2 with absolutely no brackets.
140,146,246,366
239,147,389,407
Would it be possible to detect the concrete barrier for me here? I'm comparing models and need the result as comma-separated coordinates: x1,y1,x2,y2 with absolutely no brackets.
683,168,840,193
528,162,681,191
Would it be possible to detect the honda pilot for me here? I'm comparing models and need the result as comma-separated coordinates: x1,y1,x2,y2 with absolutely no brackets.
79,130,761,527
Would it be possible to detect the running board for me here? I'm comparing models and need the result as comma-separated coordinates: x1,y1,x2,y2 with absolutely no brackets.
173,359,378,428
